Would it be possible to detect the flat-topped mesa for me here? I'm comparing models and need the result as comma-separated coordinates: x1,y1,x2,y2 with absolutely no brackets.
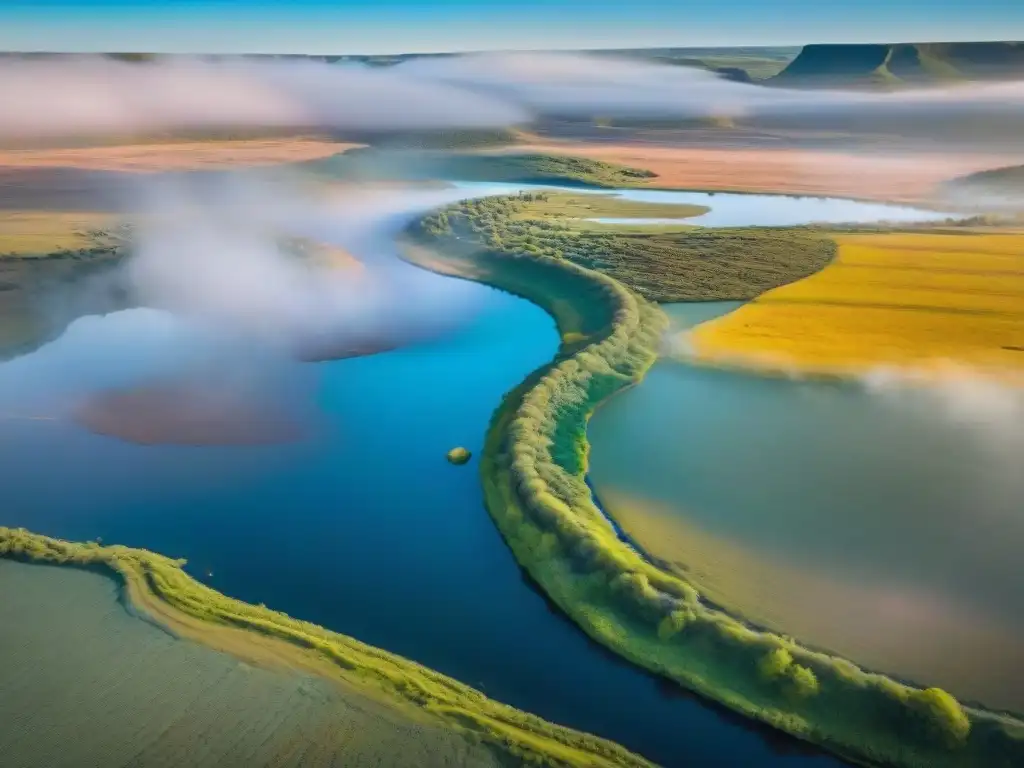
772,41,1024,86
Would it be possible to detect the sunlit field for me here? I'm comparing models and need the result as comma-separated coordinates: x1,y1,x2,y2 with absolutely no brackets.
689,232,1024,381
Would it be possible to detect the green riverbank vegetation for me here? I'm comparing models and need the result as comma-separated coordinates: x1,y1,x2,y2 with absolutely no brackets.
0,527,653,768
419,192,837,301
406,202,1024,768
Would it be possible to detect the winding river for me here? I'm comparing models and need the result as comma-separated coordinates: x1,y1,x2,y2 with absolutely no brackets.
0,186,958,767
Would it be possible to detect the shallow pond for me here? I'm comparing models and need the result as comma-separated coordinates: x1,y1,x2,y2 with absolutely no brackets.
589,303,1024,713
0,188,848,767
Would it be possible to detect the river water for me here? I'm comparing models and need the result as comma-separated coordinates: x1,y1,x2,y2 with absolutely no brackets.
1,185,951,766
589,302,1024,713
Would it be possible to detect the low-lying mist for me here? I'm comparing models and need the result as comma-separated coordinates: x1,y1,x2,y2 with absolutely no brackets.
399,52,1024,127
862,365,1024,448
3,51,1024,144
122,170,485,360
2,170,496,444
0,56,527,139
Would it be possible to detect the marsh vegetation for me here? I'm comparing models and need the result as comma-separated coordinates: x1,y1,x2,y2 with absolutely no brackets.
418,191,838,301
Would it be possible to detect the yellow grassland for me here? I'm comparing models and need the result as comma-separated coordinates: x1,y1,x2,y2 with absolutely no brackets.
0,211,116,256
688,232,1024,382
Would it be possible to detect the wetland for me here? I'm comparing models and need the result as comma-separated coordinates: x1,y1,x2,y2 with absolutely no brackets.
3,177,1016,768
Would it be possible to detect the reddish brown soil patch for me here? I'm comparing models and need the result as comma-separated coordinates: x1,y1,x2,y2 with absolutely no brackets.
73,381,308,446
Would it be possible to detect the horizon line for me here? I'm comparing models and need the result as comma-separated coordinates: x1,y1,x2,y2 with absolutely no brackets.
0,37,1020,59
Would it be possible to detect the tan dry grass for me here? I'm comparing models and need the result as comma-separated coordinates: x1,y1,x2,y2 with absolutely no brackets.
511,142,1023,205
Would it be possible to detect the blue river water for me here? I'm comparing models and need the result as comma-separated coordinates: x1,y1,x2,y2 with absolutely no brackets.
0,184,934,768
451,181,955,228
0,303,844,768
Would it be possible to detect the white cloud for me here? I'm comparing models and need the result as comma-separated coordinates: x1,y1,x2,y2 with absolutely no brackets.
0,55,527,138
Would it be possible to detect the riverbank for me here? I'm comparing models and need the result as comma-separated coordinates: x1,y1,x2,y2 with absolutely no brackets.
0,527,653,768
406,205,1024,768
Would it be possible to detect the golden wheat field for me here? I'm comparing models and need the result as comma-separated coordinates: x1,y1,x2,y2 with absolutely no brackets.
688,232,1024,381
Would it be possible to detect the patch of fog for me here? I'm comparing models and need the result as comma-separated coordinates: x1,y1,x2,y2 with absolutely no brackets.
0,56,527,139
862,364,1024,449
3,52,1024,145
0,176,510,441
121,172,492,360
399,51,1024,124
0,307,321,444
858,365,1024,538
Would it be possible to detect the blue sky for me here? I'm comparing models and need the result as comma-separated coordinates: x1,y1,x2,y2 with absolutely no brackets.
0,0,1020,54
